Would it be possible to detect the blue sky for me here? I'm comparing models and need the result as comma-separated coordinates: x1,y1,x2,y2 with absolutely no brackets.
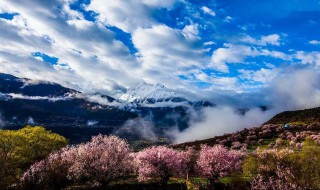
0,0,320,102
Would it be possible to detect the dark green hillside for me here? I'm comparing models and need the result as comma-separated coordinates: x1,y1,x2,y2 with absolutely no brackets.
265,107,320,124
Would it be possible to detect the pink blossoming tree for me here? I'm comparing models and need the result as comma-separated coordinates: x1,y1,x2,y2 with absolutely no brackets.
134,146,190,185
196,145,244,185
249,149,300,190
21,147,75,189
22,135,132,188
67,135,132,186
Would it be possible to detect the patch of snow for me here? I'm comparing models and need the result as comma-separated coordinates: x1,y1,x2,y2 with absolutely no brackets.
119,80,185,104
87,120,99,126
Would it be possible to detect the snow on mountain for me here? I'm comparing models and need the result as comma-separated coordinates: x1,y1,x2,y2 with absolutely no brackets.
118,80,187,104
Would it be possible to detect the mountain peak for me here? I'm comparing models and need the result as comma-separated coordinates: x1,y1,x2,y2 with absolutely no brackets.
119,80,178,103
137,79,148,85
155,83,165,88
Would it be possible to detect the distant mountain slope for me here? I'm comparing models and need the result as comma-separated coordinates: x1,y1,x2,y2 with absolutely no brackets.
265,107,320,124
0,73,78,97
0,73,214,144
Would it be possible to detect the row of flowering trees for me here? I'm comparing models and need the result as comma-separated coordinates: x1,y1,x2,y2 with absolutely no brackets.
21,134,244,189
5,126,320,190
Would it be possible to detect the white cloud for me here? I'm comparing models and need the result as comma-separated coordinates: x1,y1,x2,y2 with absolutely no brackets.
204,41,216,46
210,44,258,72
182,24,200,41
0,0,140,95
295,51,320,67
67,19,94,30
260,49,291,60
309,40,320,45
194,71,238,91
239,68,278,83
7,93,70,101
140,0,178,8
260,34,281,46
201,6,216,16
86,0,178,33
269,68,320,110
241,34,281,46
210,44,291,73
224,16,233,22
173,106,274,143
132,25,207,81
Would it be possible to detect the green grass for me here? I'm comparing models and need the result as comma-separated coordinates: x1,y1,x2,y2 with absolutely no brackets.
247,138,277,151
287,121,308,126
220,176,251,184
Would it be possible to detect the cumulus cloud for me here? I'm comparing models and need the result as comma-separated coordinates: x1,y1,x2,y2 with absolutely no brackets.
224,16,233,22
132,24,208,86
241,34,281,46
201,6,216,16
210,44,255,72
182,24,200,41
86,0,178,33
0,0,140,95
0,0,218,97
193,71,238,91
239,68,279,84
295,51,320,67
309,40,320,45
210,43,291,73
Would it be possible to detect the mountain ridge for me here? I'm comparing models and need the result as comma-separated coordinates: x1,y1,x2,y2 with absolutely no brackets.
0,73,213,144
118,79,189,105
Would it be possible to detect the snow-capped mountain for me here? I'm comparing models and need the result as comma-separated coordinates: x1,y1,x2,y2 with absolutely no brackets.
0,73,214,143
118,80,188,104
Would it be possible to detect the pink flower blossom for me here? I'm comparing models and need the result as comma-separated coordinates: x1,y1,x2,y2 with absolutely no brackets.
196,145,244,184
134,146,190,184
